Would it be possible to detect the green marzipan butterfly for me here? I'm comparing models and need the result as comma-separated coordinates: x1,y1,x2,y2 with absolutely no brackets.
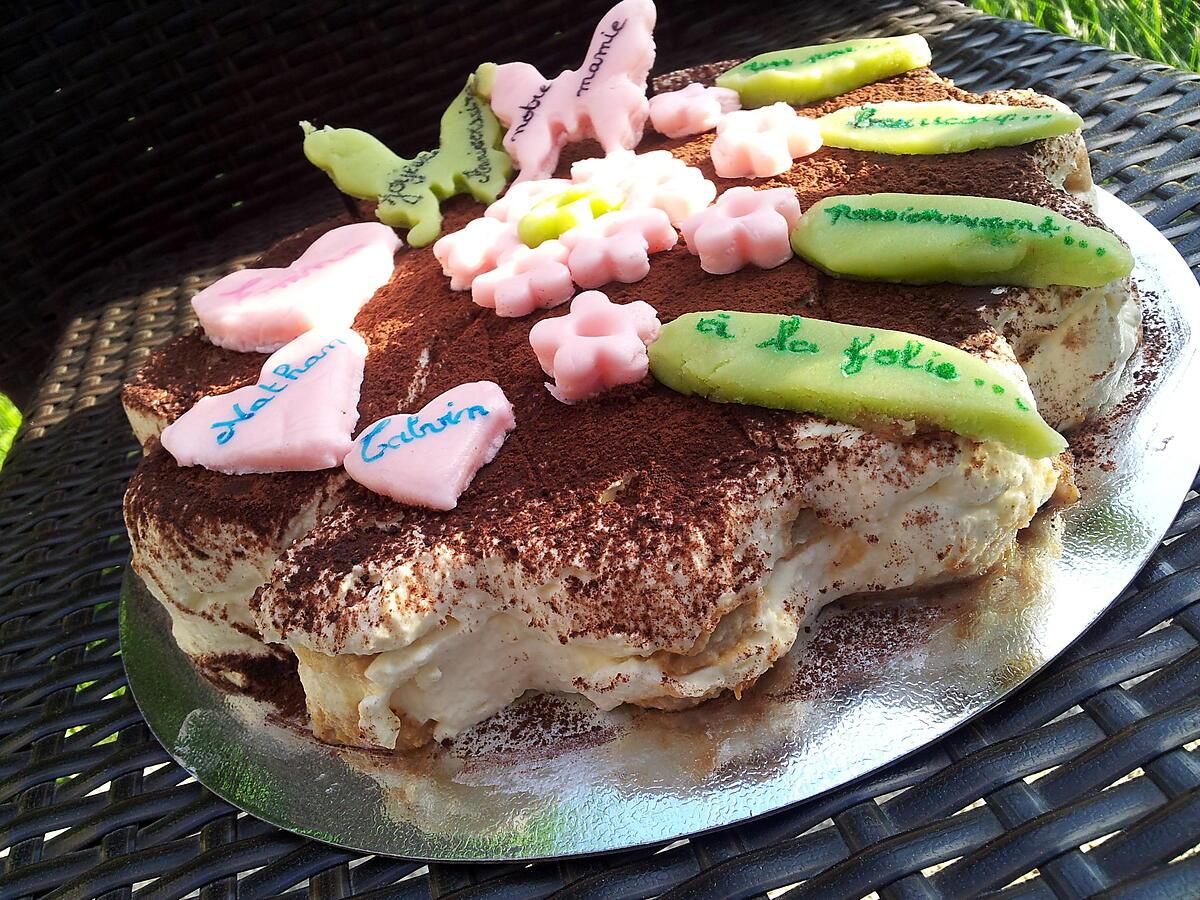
301,76,512,247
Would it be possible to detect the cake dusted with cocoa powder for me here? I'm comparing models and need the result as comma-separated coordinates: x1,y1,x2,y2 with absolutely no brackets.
122,8,1137,751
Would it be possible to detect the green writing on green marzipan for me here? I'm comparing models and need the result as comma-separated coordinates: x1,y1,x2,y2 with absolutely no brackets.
743,46,854,72
649,310,1066,458
717,35,931,107
791,193,1132,287
302,76,511,247
818,100,1082,154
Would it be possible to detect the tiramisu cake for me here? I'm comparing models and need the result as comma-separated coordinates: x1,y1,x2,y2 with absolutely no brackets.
122,0,1139,750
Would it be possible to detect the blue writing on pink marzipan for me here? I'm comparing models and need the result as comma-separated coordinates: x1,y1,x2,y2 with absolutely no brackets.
359,401,491,463
210,338,347,445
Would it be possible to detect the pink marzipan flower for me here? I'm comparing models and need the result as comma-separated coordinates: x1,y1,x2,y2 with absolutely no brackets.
528,290,660,403
709,103,823,179
433,217,524,291
680,186,802,275
560,208,677,289
471,241,574,317
648,83,741,138
570,149,715,226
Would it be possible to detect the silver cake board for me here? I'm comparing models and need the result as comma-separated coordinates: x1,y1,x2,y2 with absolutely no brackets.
121,188,1200,860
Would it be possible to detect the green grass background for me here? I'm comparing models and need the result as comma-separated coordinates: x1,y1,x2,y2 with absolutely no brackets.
975,0,1200,71
0,393,18,470
0,0,1193,475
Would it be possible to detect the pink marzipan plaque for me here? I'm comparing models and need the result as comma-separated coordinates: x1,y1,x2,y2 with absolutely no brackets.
160,328,367,474
344,382,517,511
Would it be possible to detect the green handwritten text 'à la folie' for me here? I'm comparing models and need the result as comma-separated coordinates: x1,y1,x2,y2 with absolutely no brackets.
716,35,931,107
817,100,1083,154
648,310,1067,458
790,193,1133,288
301,76,511,247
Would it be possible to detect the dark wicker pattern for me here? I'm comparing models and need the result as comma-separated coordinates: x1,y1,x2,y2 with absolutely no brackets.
2,1,1199,896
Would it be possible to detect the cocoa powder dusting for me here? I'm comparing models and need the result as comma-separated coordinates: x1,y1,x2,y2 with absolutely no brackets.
123,333,264,427
196,650,307,720
777,601,952,701
126,439,342,545
449,693,616,765
127,65,1115,656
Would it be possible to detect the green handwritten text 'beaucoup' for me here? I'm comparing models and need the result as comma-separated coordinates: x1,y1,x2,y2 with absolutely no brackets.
648,311,1067,458
791,193,1133,288
716,35,931,108
817,100,1083,154
301,76,511,247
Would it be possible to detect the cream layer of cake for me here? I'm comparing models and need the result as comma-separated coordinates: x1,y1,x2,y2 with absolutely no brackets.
263,406,1064,748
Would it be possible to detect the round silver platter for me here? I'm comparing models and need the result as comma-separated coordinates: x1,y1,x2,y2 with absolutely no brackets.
121,189,1200,861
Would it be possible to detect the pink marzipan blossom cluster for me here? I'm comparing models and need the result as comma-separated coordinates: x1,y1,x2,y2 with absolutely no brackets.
433,150,714,317
570,150,715,226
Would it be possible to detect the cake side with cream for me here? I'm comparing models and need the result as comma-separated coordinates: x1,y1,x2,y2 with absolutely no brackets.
120,8,1136,749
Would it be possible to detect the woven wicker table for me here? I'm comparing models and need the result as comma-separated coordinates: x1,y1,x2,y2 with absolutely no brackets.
3,1,1199,897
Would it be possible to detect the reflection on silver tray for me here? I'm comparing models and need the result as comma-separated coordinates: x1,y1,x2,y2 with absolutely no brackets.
120,189,1200,861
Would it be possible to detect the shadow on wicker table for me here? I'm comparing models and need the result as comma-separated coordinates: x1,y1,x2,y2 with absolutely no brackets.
1,1,1199,897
